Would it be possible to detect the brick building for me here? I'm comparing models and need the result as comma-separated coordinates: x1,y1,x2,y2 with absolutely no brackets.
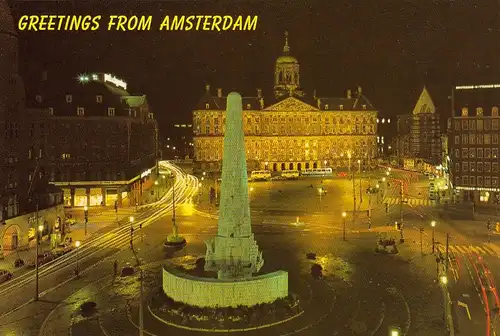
449,84,500,203
28,72,159,208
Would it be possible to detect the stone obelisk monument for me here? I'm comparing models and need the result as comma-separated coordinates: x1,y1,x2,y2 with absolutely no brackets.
205,92,264,279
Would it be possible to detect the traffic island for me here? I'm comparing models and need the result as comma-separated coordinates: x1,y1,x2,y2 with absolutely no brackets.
375,239,399,254
163,234,186,248
149,287,303,331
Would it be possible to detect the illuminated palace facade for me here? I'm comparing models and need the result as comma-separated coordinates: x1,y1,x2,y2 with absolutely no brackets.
192,33,378,173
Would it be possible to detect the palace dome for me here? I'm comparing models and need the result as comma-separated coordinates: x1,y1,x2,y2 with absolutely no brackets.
276,55,298,64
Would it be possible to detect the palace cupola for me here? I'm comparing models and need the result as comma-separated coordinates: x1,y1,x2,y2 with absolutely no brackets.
273,31,304,99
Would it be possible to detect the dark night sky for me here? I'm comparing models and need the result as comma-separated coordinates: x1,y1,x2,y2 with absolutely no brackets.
10,0,500,134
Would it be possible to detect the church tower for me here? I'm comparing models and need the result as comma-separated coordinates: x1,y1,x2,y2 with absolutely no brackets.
273,31,304,99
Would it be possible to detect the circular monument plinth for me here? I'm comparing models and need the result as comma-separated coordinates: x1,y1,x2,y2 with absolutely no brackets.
149,265,300,331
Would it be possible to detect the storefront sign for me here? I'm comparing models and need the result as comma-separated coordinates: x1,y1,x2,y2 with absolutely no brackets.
455,84,500,90
104,73,127,90
141,169,152,178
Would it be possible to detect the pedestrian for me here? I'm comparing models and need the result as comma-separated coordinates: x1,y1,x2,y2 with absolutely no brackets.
113,260,118,277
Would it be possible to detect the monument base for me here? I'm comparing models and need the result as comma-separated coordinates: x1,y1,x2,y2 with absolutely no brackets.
162,265,288,308
149,288,302,331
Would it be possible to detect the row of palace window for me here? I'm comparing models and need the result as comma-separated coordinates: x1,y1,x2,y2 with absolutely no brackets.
453,133,499,145
195,115,376,127
454,148,499,159
454,162,499,173
197,125,375,135
455,176,499,187
196,149,373,161
453,118,500,131
195,139,374,150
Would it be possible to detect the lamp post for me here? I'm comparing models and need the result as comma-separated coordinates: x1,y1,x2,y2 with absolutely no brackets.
84,205,88,235
348,152,352,174
357,160,362,203
382,177,386,199
399,180,404,243
129,216,134,249
75,240,81,277
35,223,44,301
154,180,159,200
431,220,436,253
318,187,323,211
342,212,347,241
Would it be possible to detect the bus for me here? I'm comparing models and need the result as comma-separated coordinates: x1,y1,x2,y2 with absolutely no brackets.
281,170,300,179
250,170,271,181
301,168,333,176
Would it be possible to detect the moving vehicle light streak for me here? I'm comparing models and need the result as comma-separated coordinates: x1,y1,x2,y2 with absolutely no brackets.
0,162,198,313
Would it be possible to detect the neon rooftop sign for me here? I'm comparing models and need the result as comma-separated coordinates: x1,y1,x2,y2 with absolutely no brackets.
455,84,500,90
104,74,127,90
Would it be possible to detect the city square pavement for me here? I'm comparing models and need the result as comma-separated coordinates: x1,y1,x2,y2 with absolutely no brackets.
2,169,498,335
27,173,452,336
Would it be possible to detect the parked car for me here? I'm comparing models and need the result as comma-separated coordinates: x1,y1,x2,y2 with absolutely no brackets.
27,252,54,268
14,258,25,268
0,270,13,284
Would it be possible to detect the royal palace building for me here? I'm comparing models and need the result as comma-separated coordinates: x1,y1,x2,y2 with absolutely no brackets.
192,32,379,173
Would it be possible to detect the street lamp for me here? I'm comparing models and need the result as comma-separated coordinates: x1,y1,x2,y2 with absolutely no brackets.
75,240,81,277
154,180,159,200
35,224,44,301
431,220,436,253
129,216,135,249
318,187,324,210
342,212,347,241
440,275,448,285
357,160,362,203
347,152,352,173
84,205,88,235
390,327,400,336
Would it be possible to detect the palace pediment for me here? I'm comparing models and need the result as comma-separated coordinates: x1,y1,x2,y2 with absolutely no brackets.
264,97,318,112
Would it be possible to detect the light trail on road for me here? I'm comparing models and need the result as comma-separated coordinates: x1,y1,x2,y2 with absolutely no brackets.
0,161,199,318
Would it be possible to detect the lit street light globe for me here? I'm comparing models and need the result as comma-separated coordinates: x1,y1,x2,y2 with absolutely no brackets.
75,241,81,248
440,275,448,285
84,205,88,211
154,180,158,185
431,220,436,227
38,225,44,232
129,216,134,223
342,212,347,218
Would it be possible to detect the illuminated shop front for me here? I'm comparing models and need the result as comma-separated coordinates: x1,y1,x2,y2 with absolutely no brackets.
53,167,156,207
63,188,72,207
74,188,87,207
89,188,103,206
456,186,500,203
106,189,118,205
